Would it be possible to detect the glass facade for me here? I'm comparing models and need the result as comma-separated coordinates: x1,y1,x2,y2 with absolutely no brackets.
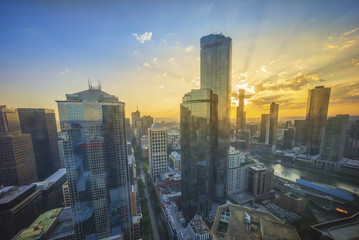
269,102,279,145
200,34,232,203
305,86,331,155
236,89,245,134
180,89,218,220
17,108,61,180
56,87,133,240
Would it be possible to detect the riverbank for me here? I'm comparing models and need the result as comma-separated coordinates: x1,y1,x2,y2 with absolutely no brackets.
253,155,359,192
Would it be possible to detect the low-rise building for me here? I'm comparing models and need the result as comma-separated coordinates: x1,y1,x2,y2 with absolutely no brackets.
279,192,307,214
250,143,276,154
13,207,74,240
211,204,300,240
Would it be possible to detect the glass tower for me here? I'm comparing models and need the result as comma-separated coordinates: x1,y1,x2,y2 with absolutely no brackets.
180,89,218,220
200,34,232,203
269,102,279,145
305,86,331,155
17,108,61,180
56,85,133,240
236,89,246,136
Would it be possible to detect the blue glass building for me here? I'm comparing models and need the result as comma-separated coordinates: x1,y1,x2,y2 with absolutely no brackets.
56,85,133,239
200,34,232,203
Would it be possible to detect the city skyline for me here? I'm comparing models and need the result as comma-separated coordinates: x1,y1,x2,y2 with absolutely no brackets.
1,0,359,120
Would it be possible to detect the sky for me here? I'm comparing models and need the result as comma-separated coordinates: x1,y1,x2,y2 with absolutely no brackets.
0,0,358,121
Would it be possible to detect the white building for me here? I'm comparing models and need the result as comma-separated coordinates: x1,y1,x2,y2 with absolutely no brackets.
227,147,255,195
168,131,180,150
149,123,168,179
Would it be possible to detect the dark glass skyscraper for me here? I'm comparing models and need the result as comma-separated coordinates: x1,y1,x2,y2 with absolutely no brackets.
236,89,246,136
56,86,133,239
305,86,331,155
269,102,279,145
17,108,60,180
0,106,38,186
180,89,218,220
200,34,232,203
260,114,270,144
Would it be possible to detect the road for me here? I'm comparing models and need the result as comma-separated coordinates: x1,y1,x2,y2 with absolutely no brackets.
139,167,161,240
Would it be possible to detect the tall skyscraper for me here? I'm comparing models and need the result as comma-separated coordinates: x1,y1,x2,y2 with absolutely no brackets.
141,115,153,136
131,108,141,137
125,118,131,142
269,102,279,145
236,89,246,136
56,85,133,239
321,115,349,162
0,106,38,186
305,86,331,155
17,108,60,180
260,114,270,144
200,33,232,203
148,123,168,179
180,89,218,220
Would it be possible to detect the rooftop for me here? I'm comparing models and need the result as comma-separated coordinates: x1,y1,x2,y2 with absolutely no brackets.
15,207,74,240
312,212,359,240
34,168,66,190
170,151,181,160
0,184,35,205
56,86,121,104
211,204,300,240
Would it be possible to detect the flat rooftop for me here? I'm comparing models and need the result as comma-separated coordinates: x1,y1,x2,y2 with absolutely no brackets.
0,184,34,205
211,204,300,240
312,212,359,240
34,168,66,190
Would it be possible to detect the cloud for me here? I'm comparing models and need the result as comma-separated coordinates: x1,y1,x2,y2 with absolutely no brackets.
159,85,164,89
143,62,151,68
131,32,152,43
331,82,359,104
26,28,36,34
255,73,324,92
162,73,167,77
153,57,158,62
161,39,167,44
185,45,194,52
344,27,359,36
169,57,178,66
65,68,70,72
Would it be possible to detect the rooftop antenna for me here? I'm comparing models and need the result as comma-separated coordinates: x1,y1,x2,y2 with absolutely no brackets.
98,78,102,90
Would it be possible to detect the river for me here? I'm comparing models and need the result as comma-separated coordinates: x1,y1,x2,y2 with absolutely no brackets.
259,161,359,194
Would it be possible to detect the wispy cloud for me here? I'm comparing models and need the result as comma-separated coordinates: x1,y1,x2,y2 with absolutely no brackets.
143,62,151,68
25,28,36,34
131,32,152,43
153,57,158,62
344,27,359,35
185,45,194,52
65,68,70,72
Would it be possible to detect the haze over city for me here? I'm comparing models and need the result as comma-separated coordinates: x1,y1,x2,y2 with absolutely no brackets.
1,0,359,120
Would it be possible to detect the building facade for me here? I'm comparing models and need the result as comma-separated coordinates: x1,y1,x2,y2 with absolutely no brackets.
148,123,168,179
305,86,331,155
17,108,61,180
180,89,218,220
236,89,246,136
169,151,181,171
200,33,232,203
0,106,38,186
321,115,349,162
56,86,133,239
260,114,270,144
141,115,153,137
269,102,279,145
246,165,274,197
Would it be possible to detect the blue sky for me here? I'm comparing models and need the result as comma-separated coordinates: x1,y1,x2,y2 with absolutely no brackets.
1,0,358,120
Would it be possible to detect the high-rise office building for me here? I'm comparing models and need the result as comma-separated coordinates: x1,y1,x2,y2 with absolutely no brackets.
0,184,43,240
131,108,141,140
125,118,131,142
148,123,168,179
236,89,246,136
259,114,270,144
17,108,60,180
200,33,232,203
321,115,349,162
345,120,359,158
305,86,331,155
180,89,218,220
294,120,307,146
0,106,38,186
141,115,153,137
269,102,279,145
56,85,133,239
